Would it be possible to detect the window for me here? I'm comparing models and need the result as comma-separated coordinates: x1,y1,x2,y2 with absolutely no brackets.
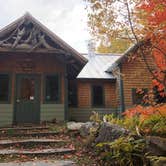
153,86,166,104
0,74,10,102
45,75,60,102
132,88,148,105
92,85,104,106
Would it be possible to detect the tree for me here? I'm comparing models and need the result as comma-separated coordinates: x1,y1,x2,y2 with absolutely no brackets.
97,38,131,53
136,0,166,95
85,0,136,53
86,0,166,98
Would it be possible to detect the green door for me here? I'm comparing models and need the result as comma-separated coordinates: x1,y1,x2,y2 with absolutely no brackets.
15,74,40,124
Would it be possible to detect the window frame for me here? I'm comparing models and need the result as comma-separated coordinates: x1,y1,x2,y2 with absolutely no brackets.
0,73,11,104
132,88,148,105
43,73,61,104
91,84,105,107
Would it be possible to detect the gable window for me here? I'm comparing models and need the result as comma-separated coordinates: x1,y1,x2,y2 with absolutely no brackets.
0,74,10,102
92,85,104,107
44,75,60,102
132,88,148,105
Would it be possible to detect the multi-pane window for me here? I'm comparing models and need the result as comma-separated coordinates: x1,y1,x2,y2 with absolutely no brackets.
0,74,10,102
132,88,148,105
92,85,104,106
45,75,60,102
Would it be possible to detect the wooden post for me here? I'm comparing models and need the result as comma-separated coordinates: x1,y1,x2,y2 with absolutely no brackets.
64,64,68,121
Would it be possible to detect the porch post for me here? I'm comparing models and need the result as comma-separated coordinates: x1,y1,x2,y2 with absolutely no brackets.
64,64,68,121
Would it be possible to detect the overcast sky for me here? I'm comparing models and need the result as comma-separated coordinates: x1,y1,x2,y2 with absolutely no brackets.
0,0,90,53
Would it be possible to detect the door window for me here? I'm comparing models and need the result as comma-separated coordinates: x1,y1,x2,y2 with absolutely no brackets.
20,78,35,100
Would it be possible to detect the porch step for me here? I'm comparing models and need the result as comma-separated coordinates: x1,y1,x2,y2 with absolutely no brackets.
0,138,66,146
0,148,75,155
0,160,76,166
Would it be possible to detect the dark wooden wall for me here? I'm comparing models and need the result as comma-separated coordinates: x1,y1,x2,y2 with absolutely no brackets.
0,53,65,104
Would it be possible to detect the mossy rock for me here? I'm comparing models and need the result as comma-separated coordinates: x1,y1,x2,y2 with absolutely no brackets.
146,136,166,156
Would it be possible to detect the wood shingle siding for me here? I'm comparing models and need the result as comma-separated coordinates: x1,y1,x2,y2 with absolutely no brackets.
78,82,91,108
77,80,117,108
104,82,117,108
121,54,156,108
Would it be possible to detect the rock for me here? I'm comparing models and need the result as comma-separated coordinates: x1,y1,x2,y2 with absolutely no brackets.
95,122,130,143
146,136,166,156
147,156,166,166
79,122,99,137
67,122,85,131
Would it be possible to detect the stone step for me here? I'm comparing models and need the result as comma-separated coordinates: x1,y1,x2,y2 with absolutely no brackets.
0,160,75,166
0,126,49,131
0,139,66,146
1,131,59,137
0,148,75,155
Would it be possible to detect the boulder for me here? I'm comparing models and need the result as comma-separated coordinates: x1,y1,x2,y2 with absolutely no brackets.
79,122,99,137
146,136,166,156
95,122,130,143
66,122,85,131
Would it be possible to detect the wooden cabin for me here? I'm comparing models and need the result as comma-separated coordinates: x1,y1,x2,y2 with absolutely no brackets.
0,13,156,126
0,13,87,126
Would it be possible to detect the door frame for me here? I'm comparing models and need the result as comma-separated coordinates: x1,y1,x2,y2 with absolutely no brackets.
13,74,41,125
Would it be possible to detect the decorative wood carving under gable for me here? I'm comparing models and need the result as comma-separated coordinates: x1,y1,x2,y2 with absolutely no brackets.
0,17,63,52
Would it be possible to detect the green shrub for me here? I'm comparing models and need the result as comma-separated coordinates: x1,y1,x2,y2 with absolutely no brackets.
96,136,146,166
141,114,166,136
90,111,102,123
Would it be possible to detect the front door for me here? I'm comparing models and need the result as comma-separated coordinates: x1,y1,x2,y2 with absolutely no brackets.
15,74,40,124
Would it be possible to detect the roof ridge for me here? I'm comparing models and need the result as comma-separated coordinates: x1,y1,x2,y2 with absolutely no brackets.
81,53,122,56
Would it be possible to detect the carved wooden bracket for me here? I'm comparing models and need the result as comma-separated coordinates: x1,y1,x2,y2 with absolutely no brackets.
0,18,61,51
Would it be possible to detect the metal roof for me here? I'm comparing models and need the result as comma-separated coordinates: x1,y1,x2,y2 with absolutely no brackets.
77,54,121,79
106,42,144,72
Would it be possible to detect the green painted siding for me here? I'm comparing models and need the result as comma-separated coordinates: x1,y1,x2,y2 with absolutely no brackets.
40,104,65,122
0,104,13,127
69,108,117,122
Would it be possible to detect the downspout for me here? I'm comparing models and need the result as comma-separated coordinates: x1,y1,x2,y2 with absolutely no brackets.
118,64,125,115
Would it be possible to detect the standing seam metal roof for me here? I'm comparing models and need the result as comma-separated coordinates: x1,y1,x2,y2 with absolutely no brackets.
77,54,121,79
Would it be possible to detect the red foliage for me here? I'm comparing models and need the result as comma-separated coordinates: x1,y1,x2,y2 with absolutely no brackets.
123,104,166,121
137,0,166,95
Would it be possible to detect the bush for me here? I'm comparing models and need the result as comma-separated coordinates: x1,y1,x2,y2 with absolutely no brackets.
96,136,146,166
